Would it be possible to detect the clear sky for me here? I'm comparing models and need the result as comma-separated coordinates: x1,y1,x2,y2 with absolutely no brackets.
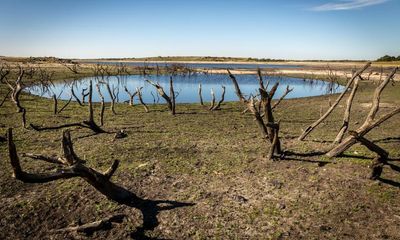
0,0,399,60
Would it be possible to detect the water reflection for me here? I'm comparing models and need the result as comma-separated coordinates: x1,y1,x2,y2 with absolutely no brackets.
27,74,344,104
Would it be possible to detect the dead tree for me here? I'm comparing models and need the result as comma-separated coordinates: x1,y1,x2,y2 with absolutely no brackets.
211,86,226,111
96,84,106,126
4,66,25,113
63,63,80,74
326,67,399,157
334,78,360,144
209,88,216,110
7,128,134,202
71,86,83,106
81,88,90,104
146,78,176,115
298,62,371,141
103,81,117,115
136,87,149,113
53,94,58,115
198,84,204,105
124,86,138,106
272,85,293,110
227,69,247,104
31,81,106,133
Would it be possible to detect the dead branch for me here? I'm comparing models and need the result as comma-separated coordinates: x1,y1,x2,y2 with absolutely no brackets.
198,84,204,105
96,84,106,126
31,81,106,133
211,86,226,111
53,94,58,115
272,85,293,110
58,96,73,114
71,86,83,106
81,87,89,104
327,67,398,157
62,63,80,74
135,87,149,113
103,81,117,115
146,79,175,115
227,69,247,103
334,78,360,144
169,77,176,115
124,86,138,106
209,88,216,110
298,62,371,141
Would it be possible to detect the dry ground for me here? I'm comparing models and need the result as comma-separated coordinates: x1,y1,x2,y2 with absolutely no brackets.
0,62,399,239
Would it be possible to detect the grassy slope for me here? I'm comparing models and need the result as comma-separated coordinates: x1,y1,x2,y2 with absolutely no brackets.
0,66,399,239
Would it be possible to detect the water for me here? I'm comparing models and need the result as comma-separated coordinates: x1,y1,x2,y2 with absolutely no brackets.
27,74,344,104
85,61,301,70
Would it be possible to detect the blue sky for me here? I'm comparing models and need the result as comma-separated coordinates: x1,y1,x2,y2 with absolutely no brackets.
0,0,399,60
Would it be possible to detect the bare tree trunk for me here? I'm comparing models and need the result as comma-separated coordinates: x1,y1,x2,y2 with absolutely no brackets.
209,88,216,110
327,67,398,157
334,78,360,144
170,77,176,115
71,86,83,106
53,94,58,115
298,62,371,141
124,86,137,106
227,69,247,103
104,82,117,115
146,79,174,114
198,84,204,106
211,86,226,111
96,84,105,126
136,87,149,113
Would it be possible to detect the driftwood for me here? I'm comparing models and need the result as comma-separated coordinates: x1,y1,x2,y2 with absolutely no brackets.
327,67,398,157
298,62,371,141
146,78,176,115
31,81,106,133
211,86,226,111
136,87,149,113
334,78,360,144
198,84,204,105
52,214,126,235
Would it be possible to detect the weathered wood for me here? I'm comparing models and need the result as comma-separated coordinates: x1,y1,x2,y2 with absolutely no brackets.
81,88,89,104
71,86,83,106
8,128,135,203
146,79,175,114
211,86,226,111
272,85,293,110
96,84,106,126
198,84,204,105
227,69,247,103
327,67,398,157
170,77,176,115
348,131,388,158
124,86,137,106
267,123,280,160
334,78,360,144
53,94,58,115
209,88,216,110
298,62,371,141
104,82,117,115
136,87,149,113
246,98,269,140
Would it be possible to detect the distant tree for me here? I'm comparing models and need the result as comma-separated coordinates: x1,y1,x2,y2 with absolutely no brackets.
377,55,398,62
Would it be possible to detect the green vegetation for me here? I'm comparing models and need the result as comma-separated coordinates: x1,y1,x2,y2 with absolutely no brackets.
376,55,400,62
